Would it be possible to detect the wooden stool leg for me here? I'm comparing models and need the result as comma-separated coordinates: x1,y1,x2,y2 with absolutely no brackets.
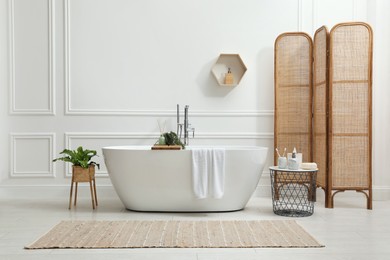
93,179,98,207
74,182,78,206
69,181,74,210
89,180,95,209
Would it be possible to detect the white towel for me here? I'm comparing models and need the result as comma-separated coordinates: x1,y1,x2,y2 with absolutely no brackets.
191,148,225,199
300,162,318,170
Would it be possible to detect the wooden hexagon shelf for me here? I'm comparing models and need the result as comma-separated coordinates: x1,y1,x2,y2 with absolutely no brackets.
211,54,247,86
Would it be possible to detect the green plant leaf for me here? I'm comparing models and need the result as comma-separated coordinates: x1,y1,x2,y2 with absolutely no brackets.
53,146,99,169
162,131,185,149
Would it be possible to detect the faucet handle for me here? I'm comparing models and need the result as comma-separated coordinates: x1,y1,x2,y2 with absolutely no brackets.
187,126,195,138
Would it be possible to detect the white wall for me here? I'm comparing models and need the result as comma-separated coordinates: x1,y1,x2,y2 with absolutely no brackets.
369,0,390,200
1,0,389,200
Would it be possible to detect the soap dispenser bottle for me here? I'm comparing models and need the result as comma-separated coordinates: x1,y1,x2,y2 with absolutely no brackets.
288,147,299,170
224,67,234,85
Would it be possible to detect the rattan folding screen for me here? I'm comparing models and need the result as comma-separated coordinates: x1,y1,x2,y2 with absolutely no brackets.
274,22,372,209
328,23,373,209
313,26,329,206
274,33,313,164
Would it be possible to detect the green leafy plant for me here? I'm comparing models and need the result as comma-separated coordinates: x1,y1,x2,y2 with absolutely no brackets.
162,131,185,149
53,146,100,169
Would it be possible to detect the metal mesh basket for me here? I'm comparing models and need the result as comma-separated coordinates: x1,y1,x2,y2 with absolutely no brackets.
270,168,317,217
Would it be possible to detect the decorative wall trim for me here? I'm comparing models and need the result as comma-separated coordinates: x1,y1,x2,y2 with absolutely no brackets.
351,0,368,21
298,0,303,31
312,0,359,32
64,132,274,177
10,133,56,177
352,0,357,20
65,132,161,177
9,0,55,115
64,0,71,115
193,132,274,139
64,1,272,117
64,108,274,117
65,132,274,140
48,0,55,115
312,0,319,33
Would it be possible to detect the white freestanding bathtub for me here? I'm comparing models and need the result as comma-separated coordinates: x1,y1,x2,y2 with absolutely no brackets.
102,146,268,212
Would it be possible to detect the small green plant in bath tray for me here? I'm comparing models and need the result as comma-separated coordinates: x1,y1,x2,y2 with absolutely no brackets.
162,131,185,149
53,146,100,169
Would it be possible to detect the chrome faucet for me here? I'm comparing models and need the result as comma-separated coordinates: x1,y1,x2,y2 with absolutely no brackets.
177,104,195,146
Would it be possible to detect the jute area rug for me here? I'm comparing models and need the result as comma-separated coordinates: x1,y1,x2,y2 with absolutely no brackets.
25,220,324,249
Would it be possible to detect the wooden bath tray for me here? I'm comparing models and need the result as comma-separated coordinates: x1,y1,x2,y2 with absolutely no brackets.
151,145,182,150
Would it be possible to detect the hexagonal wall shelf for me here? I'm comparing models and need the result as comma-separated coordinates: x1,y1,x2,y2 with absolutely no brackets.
211,54,247,86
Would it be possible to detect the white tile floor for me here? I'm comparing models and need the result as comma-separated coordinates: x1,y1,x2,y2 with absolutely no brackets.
1,187,389,260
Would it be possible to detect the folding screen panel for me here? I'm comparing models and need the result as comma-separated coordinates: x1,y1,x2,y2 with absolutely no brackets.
313,26,329,203
328,23,373,209
275,22,372,209
274,33,313,164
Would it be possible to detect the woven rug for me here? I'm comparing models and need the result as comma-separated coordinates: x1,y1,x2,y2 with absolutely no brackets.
25,220,324,249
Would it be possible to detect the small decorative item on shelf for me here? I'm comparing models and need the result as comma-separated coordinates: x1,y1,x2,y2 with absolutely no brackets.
211,54,247,86
224,67,234,85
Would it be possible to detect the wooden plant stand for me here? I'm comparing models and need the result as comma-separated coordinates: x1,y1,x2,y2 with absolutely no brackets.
69,165,98,209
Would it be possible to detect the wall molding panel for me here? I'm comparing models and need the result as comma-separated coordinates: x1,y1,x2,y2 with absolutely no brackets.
64,132,274,177
298,0,367,35
63,0,275,116
10,133,56,177
65,132,163,177
64,0,71,115
64,108,274,117
9,0,55,115
298,0,303,31
310,0,365,32
65,132,274,143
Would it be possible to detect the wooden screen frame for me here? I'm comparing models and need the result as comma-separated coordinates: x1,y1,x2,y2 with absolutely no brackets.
328,22,373,209
274,22,373,209
274,32,313,165
313,26,330,206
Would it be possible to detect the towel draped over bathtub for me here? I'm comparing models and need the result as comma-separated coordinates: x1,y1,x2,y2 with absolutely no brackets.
191,148,225,199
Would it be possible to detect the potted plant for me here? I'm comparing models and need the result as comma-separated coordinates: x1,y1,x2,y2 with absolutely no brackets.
53,146,100,178
53,146,100,209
